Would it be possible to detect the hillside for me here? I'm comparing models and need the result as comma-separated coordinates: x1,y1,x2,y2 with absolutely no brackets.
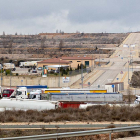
0,33,128,60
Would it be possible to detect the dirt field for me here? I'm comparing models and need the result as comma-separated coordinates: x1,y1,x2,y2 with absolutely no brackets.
0,33,128,60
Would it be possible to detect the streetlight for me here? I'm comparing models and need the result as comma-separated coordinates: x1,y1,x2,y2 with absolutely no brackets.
58,58,60,87
81,58,83,89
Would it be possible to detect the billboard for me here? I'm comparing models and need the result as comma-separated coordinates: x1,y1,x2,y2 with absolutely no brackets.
63,77,70,83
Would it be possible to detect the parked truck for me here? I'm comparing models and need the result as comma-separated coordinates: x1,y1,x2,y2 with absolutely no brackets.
19,61,39,68
2,89,14,98
3,63,16,71
134,95,140,104
15,85,47,99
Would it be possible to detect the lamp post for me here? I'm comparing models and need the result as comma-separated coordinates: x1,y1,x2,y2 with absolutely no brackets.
81,59,83,89
10,62,12,89
58,58,60,87
0,68,1,88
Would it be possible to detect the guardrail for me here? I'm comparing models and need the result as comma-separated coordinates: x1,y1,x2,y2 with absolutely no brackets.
2,126,140,140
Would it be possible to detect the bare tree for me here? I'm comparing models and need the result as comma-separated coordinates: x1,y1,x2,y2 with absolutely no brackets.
8,40,13,54
59,40,64,51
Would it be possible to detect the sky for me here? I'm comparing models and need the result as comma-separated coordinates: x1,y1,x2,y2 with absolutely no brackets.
0,0,140,34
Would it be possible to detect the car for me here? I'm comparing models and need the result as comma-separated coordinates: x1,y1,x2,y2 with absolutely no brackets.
32,70,37,73
37,67,42,71
55,70,59,73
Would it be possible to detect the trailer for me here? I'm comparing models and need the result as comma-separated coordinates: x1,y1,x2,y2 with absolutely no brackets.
45,92,123,102
3,63,16,71
19,61,39,68
42,89,107,94
29,89,123,103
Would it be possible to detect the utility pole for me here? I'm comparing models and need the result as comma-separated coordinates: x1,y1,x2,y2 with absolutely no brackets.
10,63,11,88
128,60,129,84
92,54,93,71
132,55,133,73
1,63,2,87
58,53,61,87
99,50,100,66
81,58,83,89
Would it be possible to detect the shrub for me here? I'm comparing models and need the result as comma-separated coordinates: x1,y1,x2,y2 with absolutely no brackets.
5,69,11,75
54,73,57,76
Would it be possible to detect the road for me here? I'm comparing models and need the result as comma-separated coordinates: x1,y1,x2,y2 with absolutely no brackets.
0,122,140,129
90,33,140,89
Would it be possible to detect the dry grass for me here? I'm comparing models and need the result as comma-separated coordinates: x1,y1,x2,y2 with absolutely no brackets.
1,105,140,123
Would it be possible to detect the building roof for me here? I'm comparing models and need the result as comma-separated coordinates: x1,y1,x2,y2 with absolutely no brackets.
61,56,93,60
37,58,71,64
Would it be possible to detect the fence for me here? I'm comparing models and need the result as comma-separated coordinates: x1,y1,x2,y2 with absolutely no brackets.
2,125,140,140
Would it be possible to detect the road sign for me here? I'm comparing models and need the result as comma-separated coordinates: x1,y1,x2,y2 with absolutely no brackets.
116,78,119,80
88,82,90,86
120,71,123,74
112,85,114,88
121,57,123,59
21,80,23,82
63,77,70,83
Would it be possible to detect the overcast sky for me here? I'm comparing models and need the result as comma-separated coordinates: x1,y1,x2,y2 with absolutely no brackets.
0,0,140,34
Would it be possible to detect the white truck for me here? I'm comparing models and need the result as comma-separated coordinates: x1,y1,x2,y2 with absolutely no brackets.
134,95,140,104
3,63,16,71
15,85,47,99
19,61,39,68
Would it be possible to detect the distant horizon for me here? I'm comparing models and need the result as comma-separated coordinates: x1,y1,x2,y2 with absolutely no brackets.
0,0,139,35
0,31,133,36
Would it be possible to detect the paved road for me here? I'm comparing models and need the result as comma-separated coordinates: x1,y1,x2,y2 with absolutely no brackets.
0,122,139,129
91,33,140,89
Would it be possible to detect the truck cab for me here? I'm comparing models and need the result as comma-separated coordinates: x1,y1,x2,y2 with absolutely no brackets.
29,90,41,100
2,89,14,98
134,95,140,104
16,87,28,99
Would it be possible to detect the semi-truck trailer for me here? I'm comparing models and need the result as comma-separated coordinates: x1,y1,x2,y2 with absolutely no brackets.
3,63,16,71
19,61,39,68
24,89,123,103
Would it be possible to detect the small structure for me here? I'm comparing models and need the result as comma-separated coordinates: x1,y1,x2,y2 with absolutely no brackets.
105,82,124,93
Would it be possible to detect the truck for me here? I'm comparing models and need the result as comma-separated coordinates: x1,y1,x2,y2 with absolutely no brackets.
19,61,39,68
2,89,14,98
134,95,140,104
15,85,47,99
3,63,16,71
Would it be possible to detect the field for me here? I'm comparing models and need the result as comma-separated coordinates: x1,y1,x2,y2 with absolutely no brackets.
0,33,128,60
0,105,140,123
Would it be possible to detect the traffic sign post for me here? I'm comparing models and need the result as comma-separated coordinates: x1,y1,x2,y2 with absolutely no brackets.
112,85,115,92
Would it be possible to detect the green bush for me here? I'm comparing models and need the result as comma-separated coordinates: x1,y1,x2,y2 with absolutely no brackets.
54,73,58,76
5,70,11,75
